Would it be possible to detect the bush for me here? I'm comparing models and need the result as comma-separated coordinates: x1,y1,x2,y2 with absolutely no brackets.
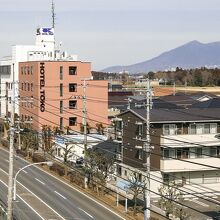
32,153,46,163
1,139,9,148
49,163,65,176
16,149,28,157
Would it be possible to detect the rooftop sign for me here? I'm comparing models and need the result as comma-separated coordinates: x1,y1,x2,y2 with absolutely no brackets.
36,28,54,36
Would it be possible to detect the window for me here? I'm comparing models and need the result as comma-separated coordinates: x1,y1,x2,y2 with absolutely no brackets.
136,124,143,136
117,143,122,153
163,174,170,183
163,149,170,159
60,117,63,130
138,173,142,182
195,148,202,158
30,66,33,74
69,100,77,109
60,84,63,96
69,83,77,92
27,83,30,91
60,101,63,113
189,123,217,134
60,66,63,80
24,83,26,91
21,67,24,75
117,166,122,176
69,117,77,126
163,124,177,135
210,124,217,133
189,124,196,134
182,148,189,159
0,65,11,75
27,67,30,74
138,149,143,160
124,170,127,176
21,83,23,91
31,83,33,91
69,66,77,75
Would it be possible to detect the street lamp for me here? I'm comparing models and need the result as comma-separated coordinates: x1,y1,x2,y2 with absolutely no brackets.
13,161,53,201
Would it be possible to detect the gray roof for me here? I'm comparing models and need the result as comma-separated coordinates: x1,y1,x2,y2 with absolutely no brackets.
122,108,220,123
191,98,220,108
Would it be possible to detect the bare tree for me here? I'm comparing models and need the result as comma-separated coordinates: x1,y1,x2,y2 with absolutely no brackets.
158,181,189,219
128,171,147,215
85,148,115,194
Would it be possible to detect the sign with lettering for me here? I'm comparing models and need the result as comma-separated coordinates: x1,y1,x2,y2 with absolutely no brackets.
40,62,45,112
36,28,54,36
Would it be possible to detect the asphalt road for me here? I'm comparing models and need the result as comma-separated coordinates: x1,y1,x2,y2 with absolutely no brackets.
0,148,125,220
0,181,41,220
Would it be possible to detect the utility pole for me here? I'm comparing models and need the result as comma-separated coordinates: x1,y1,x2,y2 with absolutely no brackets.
143,77,152,220
173,81,176,96
82,79,87,151
81,78,89,189
7,63,15,220
51,0,56,60
6,82,9,119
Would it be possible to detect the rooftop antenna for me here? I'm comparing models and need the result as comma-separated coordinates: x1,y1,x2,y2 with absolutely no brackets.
51,0,56,60
52,0,56,29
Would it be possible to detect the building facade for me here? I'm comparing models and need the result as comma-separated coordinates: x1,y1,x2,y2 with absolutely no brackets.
0,27,77,117
19,61,108,132
115,107,220,196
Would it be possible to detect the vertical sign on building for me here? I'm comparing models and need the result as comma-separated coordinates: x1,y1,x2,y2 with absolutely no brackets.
40,62,45,112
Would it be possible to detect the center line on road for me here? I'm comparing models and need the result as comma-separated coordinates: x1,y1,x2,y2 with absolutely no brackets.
35,178,45,185
5,159,9,162
54,191,67,200
78,208,94,219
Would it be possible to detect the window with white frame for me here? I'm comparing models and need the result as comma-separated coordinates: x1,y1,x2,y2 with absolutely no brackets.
189,123,217,135
138,149,143,160
136,124,143,136
163,124,177,135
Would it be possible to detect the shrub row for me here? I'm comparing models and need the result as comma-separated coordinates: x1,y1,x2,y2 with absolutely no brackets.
16,149,28,157
32,153,46,163
49,163,65,176
1,139,9,148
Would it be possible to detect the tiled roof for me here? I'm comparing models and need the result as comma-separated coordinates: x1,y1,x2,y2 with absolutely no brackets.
124,108,220,123
191,98,220,108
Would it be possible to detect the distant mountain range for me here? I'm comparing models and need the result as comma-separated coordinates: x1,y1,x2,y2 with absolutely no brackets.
102,40,220,74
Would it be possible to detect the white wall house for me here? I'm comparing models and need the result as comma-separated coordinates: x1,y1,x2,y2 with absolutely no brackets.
53,134,108,164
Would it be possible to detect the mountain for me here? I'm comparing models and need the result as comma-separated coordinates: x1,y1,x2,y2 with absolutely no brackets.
102,40,220,73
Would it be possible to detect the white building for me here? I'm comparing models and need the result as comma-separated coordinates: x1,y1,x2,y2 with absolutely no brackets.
0,27,77,117
54,134,108,164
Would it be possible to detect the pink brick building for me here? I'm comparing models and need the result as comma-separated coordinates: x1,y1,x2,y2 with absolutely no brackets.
19,61,108,132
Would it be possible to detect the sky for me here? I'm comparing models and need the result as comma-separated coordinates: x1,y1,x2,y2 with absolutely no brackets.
0,0,220,70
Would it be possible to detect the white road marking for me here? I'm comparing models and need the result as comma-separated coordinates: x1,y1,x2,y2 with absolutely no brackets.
34,165,126,220
0,148,126,220
35,178,45,185
5,159,9,162
22,170,28,174
0,179,45,220
54,191,67,200
78,208,94,219
204,196,220,205
0,168,65,220
190,199,209,207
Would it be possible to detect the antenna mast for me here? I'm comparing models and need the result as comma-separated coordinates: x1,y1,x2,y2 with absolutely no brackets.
52,0,55,29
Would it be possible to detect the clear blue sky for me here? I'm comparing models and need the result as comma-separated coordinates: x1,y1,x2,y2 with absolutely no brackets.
0,0,220,70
